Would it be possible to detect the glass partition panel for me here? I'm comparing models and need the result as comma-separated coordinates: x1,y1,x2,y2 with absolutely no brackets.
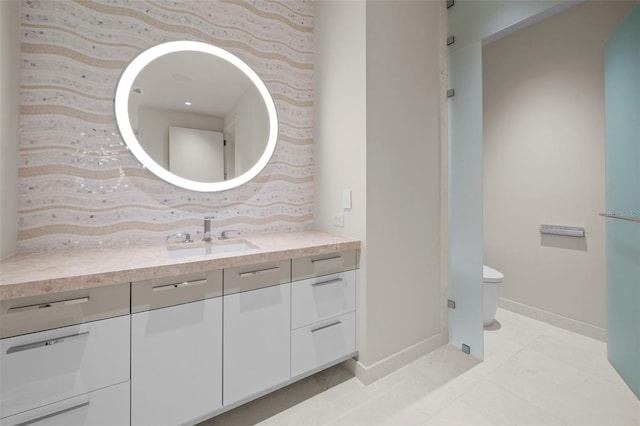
448,41,484,359
605,2,640,398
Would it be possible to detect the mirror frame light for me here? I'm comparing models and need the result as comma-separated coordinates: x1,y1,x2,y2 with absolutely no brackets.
114,41,278,192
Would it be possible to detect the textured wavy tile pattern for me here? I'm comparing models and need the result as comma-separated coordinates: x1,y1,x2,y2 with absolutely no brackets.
18,0,314,250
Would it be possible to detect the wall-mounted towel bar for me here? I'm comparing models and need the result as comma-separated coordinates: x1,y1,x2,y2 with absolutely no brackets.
539,224,585,237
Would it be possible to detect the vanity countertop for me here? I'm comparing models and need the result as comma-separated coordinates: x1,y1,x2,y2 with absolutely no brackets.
0,231,360,301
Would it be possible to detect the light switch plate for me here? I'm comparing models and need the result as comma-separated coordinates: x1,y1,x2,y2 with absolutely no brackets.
332,214,344,227
342,190,352,209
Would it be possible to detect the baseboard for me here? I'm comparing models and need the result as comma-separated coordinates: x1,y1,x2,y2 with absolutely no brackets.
499,298,607,342
352,333,447,385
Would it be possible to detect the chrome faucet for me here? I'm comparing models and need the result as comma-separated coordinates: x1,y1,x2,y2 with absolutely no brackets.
167,233,192,244
220,229,239,240
203,216,215,242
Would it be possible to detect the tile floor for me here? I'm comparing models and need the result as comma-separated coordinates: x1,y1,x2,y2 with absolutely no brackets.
201,309,640,425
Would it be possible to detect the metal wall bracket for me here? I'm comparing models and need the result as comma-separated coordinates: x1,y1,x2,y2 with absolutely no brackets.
447,0,455,9
447,35,455,46
447,89,455,98
447,299,456,309
462,344,471,354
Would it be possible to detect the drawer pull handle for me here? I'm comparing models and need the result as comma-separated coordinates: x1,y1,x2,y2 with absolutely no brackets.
239,266,281,278
311,321,342,333
153,279,207,292
13,401,90,426
8,297,89,313
311,256,342,264
7,331,90,354
312,278,343,287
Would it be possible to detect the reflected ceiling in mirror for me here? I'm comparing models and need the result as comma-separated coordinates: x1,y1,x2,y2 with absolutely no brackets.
114,41,278,192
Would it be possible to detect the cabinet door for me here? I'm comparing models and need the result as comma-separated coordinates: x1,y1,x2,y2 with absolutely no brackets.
131,297,222,426
0,382,129,426
0,315,129,418
223,283,291,406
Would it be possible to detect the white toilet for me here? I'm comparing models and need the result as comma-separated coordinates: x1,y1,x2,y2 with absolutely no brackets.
483,265,504,326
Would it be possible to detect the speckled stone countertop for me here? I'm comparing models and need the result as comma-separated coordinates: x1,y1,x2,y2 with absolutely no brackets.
0,231,361,301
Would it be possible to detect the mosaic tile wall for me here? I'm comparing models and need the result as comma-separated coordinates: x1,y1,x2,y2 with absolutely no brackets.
18,0,314,251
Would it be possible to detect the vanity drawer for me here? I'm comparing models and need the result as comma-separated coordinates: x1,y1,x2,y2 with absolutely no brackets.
0,315,130,418
0,381,130,426
132,269,222,313
291,270,356,329
224,259,291,295
292,250,357,281
0,283,129,339
291,311,357,379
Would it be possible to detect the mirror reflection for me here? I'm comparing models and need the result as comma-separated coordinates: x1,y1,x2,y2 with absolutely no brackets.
128,49,270,182
114,41,278,192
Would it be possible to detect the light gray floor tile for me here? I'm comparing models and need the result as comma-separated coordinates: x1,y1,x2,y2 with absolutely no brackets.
488,336,640,426
326,391,431,426
200,309,640,426
259,373,386,426
528,325,624,386
423,399,495,426
458,380,566,425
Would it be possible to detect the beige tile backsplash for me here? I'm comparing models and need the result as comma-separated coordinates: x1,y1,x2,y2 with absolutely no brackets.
17,0,314,251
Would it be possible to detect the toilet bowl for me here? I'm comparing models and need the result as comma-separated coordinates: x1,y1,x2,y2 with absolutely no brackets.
483,265,504,326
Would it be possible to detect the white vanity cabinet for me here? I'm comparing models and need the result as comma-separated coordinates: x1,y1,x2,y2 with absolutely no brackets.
0,238,361,426
223,260,291,406
290,252,359,378
130,271,223,426
0,284,130,425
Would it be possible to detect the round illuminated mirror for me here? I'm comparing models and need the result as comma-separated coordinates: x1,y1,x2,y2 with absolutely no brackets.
114,41,278,192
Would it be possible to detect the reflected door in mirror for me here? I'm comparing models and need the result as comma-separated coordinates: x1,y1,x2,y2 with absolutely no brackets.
169,127,225,182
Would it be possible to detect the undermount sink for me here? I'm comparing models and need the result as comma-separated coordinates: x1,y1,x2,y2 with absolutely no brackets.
167,239,258,258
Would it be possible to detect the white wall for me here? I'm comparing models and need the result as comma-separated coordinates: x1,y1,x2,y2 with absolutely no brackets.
365,0,444,366
0,0,20,259
314,0,445,381
483,1,634,332
313,1,366,248
313,0,368,366
448,0,575,51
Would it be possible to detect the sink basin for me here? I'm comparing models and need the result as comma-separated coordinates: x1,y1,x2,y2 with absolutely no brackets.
167,239,257,258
